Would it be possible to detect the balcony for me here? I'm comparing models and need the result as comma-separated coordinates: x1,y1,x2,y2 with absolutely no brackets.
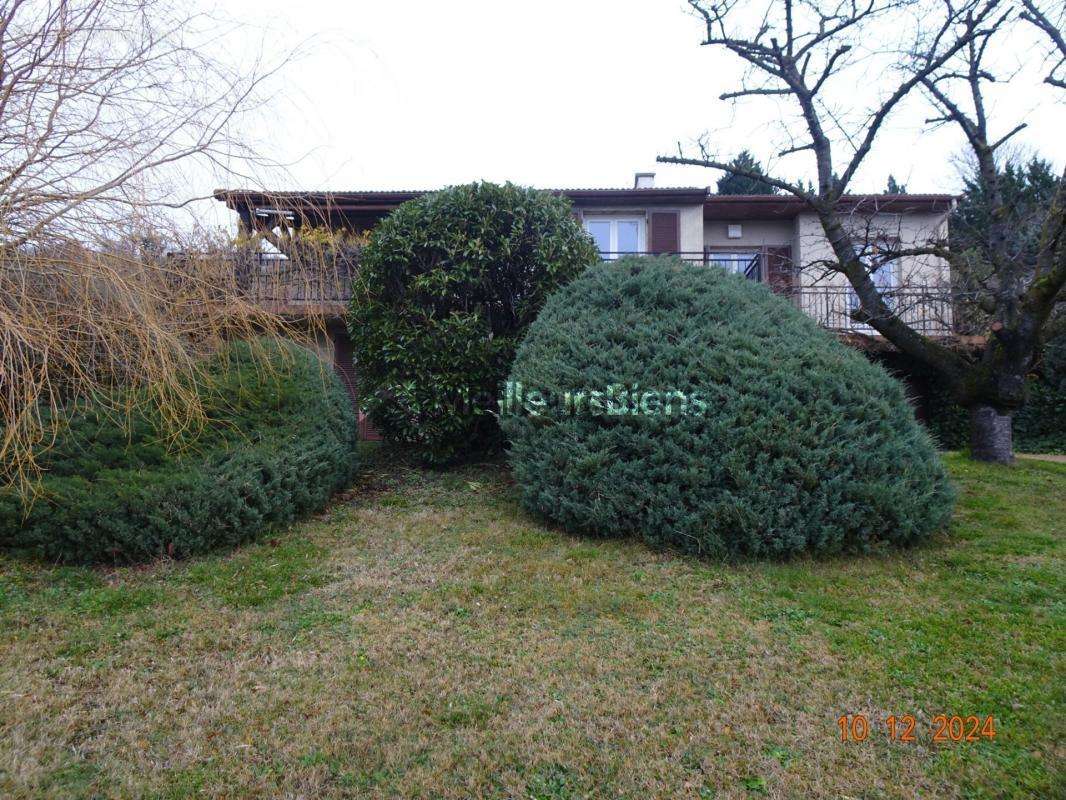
789,285,954,337
598,251,954,338
235,250,955,337
234,252,354,315
598,251,763,280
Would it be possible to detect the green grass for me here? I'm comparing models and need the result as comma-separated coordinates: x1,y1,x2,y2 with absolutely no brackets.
0,449,1061,799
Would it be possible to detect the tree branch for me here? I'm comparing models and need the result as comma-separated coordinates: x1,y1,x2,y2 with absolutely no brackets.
1020,0,1066,89
656,153,811,200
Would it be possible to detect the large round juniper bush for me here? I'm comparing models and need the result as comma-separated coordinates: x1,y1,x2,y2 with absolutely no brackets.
348,181,599,464
0,339,359,564
501,256,955,558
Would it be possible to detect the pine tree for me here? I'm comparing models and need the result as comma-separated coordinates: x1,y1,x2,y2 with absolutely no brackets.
951,156,1060,334
715,151,778,195
952,157,1058,261
884,174,907,194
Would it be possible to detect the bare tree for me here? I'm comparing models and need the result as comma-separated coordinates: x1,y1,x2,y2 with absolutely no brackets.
0,0,287,246
1020,0,1066,89
660,0,1065,463
0,1,318,489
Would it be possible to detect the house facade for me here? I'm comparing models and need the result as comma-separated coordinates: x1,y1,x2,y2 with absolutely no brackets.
215,175,956,433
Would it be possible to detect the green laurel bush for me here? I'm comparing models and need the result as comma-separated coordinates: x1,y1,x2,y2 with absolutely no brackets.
0,339,359,564
348,181,599,464
501,256,955,558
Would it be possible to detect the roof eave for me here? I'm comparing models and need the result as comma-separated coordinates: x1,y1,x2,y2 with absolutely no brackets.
215,187,956,218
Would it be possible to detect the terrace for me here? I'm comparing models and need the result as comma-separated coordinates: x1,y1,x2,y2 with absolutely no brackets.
236,249,957,338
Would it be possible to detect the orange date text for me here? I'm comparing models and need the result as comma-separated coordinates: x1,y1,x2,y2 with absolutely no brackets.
837,714,996,743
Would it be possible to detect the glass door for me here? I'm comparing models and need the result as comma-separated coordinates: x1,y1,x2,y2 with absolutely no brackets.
585,217,645,260
706,251,760,278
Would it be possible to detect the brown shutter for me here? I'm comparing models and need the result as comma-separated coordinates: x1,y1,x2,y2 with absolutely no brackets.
765,246,793,294
330,322,358,403
330,322,381,440
649,212,680,254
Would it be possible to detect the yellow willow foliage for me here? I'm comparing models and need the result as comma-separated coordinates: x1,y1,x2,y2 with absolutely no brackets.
0,237,355,493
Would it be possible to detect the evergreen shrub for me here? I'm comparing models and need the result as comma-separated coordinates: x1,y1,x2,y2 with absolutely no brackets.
1015,324,1066,452
348,181,599,464
873,318,1066,454
501,256,955,559
0,339,358,564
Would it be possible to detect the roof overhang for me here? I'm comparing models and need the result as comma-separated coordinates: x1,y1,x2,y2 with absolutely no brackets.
214,188,956,222
702,194,955,220
213,186,711,215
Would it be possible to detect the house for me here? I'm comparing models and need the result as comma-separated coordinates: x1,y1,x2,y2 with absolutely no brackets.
214,174,957,433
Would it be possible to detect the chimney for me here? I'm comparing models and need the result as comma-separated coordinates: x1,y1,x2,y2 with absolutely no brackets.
634,172,655,189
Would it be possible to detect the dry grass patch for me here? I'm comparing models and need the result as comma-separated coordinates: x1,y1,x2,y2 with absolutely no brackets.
0,449,1062,798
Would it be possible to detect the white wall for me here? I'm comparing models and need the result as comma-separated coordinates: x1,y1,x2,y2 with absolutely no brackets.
703,219,794,249
678,205,704,254
794,211,951,289
792,210,953,334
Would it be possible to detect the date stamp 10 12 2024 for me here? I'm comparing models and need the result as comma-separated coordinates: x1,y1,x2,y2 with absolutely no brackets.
838,714,997,743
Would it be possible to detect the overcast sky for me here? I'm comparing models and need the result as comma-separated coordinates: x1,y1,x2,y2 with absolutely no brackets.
201,0,1064,229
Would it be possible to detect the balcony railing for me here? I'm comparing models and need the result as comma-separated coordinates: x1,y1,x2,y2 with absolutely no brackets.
597,251,712,266
235,252,355,308
233,250,955,336
787,284,954,337
599,251,762,279
597,252,954,337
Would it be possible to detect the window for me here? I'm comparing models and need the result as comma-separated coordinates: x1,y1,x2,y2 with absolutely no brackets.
706,251,760,276
848,245,899,323
871,264,899,293
585,217,644,259
855,242,899,291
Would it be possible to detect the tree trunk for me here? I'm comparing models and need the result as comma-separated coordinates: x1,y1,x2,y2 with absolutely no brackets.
969,405,1015,464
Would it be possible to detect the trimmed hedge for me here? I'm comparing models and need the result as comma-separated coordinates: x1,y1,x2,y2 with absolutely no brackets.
502,256,955,559
0,339,359,564
348,181,600,464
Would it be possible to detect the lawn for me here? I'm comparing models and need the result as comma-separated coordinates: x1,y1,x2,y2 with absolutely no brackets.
0,450,1061,799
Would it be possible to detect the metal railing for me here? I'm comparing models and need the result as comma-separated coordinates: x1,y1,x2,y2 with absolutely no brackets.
743,255,761,282
230,250,956,337
597,251,710,266
787,285,954,336
599,251,762,280
599,253,953,337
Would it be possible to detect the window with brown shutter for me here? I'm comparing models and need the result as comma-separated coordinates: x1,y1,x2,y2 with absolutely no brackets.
649,211,680,254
